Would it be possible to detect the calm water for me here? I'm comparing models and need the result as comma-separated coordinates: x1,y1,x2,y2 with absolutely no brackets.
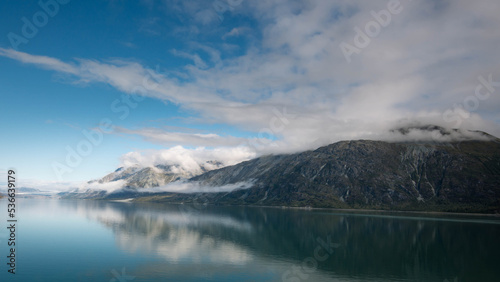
0,199,499,281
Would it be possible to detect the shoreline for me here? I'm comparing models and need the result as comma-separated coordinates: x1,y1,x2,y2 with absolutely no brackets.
127,197,500,218
4,196,499,218
240,204,500,218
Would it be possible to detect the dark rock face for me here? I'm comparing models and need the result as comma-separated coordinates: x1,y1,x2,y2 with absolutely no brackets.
171,140,500,212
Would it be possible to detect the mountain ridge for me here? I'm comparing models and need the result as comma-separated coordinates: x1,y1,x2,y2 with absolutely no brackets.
131,138,500,213
60,126,500,213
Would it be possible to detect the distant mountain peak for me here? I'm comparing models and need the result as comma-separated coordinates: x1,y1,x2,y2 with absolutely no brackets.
84,160,228,191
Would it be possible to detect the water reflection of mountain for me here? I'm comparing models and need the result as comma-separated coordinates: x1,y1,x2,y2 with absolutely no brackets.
61,200,500,281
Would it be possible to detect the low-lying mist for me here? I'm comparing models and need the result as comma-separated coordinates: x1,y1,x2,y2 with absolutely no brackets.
75,179,255,195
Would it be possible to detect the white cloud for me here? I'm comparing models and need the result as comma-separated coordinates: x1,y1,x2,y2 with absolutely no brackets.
77,180,128,194
13,179,82,192
222,27,248,40
120,145,255,174
171,49,208,69
147,180,254,194
0,48,78,74
8,178,124,193
114,126,265,148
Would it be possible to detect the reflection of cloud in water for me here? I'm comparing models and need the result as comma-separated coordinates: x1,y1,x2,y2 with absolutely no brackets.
85,206,342,281
135,209,253,232
29,200,255,265
87,208,253,233
78,205,127,226
18,199,488,281
116,228,253,265
73,202,254,265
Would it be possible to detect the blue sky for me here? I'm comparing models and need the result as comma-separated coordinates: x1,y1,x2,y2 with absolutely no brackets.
1,0,500,188
0,0,258,184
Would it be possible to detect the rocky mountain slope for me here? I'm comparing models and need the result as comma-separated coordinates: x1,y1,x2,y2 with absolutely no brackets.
61,127,500,213
59,161,225,198
91,165,189,189
138,138,500,213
